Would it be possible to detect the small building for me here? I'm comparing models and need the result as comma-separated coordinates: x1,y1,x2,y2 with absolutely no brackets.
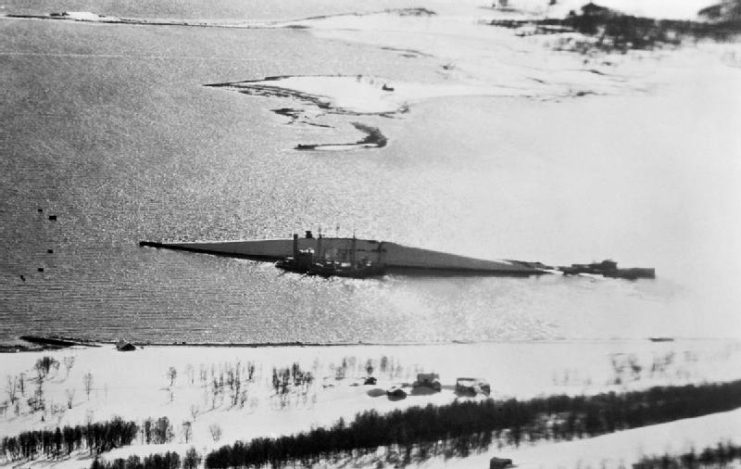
115,340,136,352
414,373,442,391
490,457,513,469
580,2,615,17
456,377,491,396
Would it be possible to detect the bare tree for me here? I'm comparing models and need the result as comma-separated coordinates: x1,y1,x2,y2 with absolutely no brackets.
50,401,66,423
185,364,195,385
30,373,46,412
210,377,221,409
380,356,389,374
182,421,192,444
167,367,177,388
208,423,222,443
153,416,174,444
29,385,45,412
65,388,76,409
183,447,201,469
63,356,75,379
35,356,59,382
143,418,153,444
199,365,208,386
5,376,18,404
83,372,94,400
189,404,199,421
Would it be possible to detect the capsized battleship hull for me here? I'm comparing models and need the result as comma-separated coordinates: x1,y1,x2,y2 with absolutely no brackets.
139,235,548,276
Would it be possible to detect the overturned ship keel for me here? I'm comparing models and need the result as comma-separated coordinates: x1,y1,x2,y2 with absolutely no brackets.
140,231,549,277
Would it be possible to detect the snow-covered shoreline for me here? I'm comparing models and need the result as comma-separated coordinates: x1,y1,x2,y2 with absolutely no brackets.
2,339,741,468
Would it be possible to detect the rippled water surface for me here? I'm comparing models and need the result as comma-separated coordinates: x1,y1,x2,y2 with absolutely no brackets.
1,10,740,343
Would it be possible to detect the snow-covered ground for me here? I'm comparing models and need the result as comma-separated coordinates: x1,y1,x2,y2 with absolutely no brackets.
216,2,741,124
440,407,741,469
1,339,740,468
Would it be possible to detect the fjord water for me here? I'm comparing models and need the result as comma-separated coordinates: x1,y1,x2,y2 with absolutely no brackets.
1,12,740,343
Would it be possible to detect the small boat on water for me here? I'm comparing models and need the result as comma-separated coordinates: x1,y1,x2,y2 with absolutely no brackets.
559,259,655,280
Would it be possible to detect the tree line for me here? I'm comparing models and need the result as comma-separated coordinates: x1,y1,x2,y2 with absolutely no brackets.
633,441,741,468
491,3,741,52
204,379,741,468
92,450,203,469
1,416,176,462
1,417,137,461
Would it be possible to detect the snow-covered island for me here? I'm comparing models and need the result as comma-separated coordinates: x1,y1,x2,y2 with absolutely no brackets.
202,2,741,151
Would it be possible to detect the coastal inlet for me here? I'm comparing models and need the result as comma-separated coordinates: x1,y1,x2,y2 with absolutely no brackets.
204,75,441,151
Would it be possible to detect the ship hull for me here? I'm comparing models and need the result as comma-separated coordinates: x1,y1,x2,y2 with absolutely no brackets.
140,237,547,276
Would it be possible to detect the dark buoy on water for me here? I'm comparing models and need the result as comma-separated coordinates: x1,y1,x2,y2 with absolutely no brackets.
38,208,43,213
20,275,26,282
37,267,44,272
47,249,54,254
48,215,57,221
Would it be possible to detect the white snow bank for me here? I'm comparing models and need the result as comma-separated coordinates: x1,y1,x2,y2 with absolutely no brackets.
61,12,102,21
226,75,527,115
269,2,737,107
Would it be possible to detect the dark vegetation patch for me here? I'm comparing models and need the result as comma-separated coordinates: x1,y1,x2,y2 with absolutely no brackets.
393,8,436,17
353,122,388,147
203,379,741,468
92,451,185,469
270,108,331,128
634,441,741,468
1,417,138,461
17,335,99,350
1,416,175,462
380,46,433,58
489,2,741,52
271,108,303,121
295,122,387,151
